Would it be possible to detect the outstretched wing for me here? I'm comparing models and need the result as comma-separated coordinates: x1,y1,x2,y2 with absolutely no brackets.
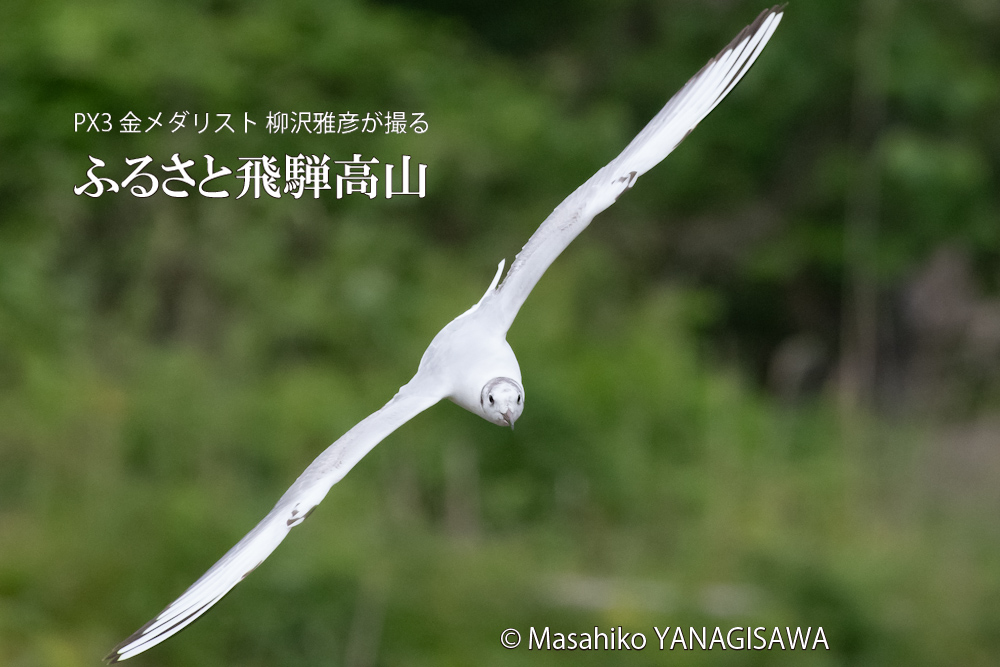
482,6,784,331
107,376,444,662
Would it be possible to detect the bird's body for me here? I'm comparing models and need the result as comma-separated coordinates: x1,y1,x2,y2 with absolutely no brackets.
108,6,784,661
421,271,523,420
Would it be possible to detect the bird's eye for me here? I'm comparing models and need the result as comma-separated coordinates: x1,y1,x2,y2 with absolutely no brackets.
489,395,494,405
517,394,521,404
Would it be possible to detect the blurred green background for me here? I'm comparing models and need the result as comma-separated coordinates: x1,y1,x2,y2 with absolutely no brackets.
3,0,1000,665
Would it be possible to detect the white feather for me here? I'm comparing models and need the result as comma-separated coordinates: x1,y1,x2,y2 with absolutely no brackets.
107,7,783,661
483,7,784,331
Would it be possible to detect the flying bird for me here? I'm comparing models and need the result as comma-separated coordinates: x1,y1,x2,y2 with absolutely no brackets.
108,6,784,661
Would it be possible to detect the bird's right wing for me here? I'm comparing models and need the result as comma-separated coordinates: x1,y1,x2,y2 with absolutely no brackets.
481,6,784,332
106,375,445,662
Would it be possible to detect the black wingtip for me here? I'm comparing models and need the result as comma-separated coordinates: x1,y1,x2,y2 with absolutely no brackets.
105,638,132,662
105,611,162,663
103,571,252,663
678,4,784,97
719,5,786,58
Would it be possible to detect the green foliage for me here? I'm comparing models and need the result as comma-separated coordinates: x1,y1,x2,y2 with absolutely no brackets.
2,0,1000,666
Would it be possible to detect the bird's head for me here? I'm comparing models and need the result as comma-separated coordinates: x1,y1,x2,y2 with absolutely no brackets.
480,377,523,429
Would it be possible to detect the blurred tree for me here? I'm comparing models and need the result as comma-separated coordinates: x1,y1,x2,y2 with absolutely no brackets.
1,1,1000,665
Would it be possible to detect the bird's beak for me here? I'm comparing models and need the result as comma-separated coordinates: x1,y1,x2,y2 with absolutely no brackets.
503,410,515,430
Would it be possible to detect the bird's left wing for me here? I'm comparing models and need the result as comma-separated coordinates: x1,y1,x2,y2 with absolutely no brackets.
481,6,784,331
106,375,444,662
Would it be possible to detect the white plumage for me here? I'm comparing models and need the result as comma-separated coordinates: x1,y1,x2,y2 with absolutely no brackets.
108,6,783,661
